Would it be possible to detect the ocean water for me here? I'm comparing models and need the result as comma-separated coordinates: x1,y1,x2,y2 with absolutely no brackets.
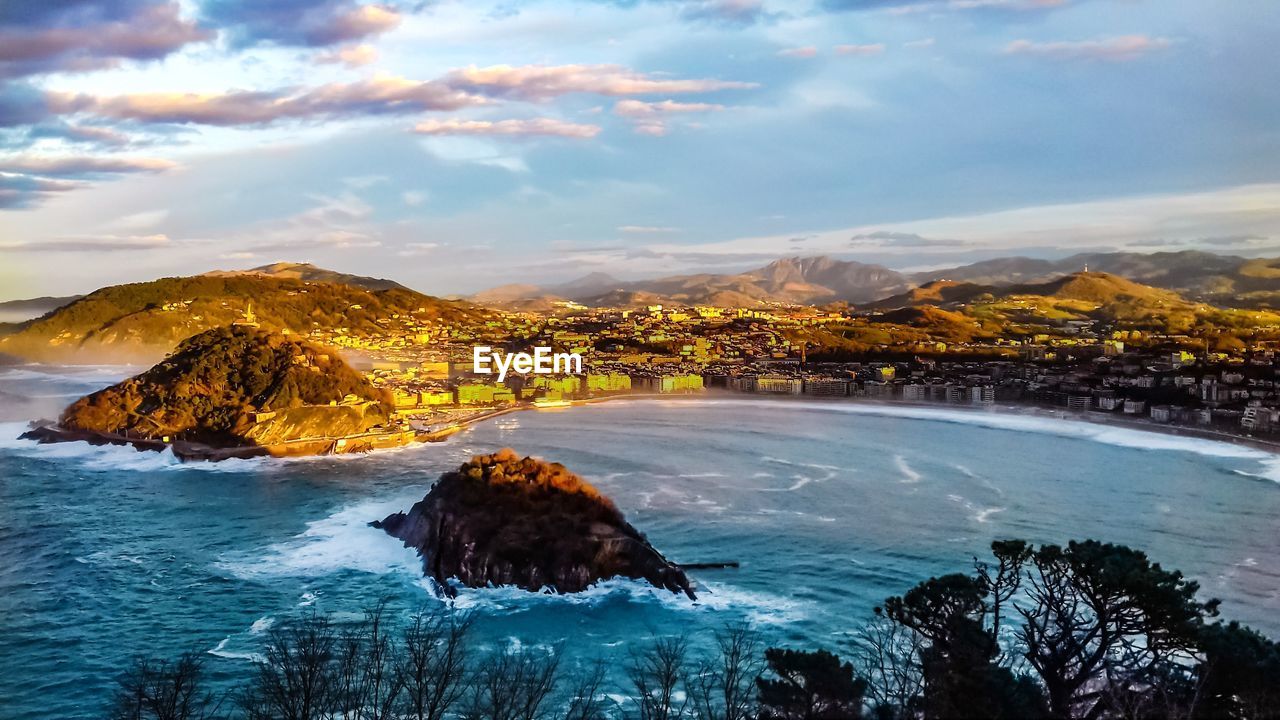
2,367,1280,719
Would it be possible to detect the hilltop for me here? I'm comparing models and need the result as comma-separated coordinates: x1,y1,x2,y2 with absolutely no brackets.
203,262,408,291
471,257,910,309
917,250,1280,307
42,326,395,449
0,273,490,363
375,449,695,598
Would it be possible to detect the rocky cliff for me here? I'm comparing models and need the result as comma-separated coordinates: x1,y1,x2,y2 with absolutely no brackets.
48,325,394,446
374,449,695,598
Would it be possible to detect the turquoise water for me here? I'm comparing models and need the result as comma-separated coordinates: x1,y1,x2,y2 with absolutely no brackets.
2,367,1280,719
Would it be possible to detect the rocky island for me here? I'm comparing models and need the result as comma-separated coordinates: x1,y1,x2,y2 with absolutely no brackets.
21,325,413,460
374,449,696,599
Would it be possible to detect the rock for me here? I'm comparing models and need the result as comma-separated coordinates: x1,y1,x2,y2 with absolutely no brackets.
374,449,696,599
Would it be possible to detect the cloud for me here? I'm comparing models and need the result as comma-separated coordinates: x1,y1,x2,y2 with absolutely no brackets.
27,123,132,147
1004,35,1172,62
834,43,886,56
0,1,210,79
0,234,172,251
443,64,757,102
412,118,602,139
0,156,177,176
614,99,725,135
0,174,84,209
44,64,752,130
679,0,773,25
202,0,401,48
849,231,964,247
0,83,53,127
316,44,379,67
826,0,1066,12
777,47,819,59
619,225,680,233
397,241,441,257
48,74,482,126
904,38,935,49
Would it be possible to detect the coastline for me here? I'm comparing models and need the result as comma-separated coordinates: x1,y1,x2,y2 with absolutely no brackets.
437,391,1280,457
15,390,1280,461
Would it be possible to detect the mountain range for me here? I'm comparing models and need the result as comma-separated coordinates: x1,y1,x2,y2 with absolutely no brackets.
472,251,1280,310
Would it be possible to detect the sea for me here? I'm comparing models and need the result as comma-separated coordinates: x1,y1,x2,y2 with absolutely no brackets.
2,365,1279,719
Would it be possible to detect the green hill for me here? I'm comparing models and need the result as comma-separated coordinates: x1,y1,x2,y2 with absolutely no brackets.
58,326,394,445
0,274,490,363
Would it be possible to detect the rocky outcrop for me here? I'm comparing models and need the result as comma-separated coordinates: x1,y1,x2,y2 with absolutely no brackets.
29,325,395,448
374,449,695,599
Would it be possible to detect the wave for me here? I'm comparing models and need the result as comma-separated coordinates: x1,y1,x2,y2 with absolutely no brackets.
678,399,1274,462
217,492,432,584
446,576,809,625
895,455,922,484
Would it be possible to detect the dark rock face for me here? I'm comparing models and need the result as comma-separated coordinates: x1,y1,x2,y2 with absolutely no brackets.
374,449,695,599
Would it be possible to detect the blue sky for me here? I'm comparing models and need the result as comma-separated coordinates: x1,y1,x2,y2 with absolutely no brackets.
1,0,1278,299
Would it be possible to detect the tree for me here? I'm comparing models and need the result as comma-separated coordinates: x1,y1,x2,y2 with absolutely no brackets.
688,623,765,720
239,613,340,720
464,647,561,720
1009,541,1218,719
756,648,865,720
1193,621,1280,719
628,637,691,720
399,608,474,720
110,652,219,720
880,573,1046,719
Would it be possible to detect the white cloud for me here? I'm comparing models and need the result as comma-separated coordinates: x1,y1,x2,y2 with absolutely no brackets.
777,47,819,59
834,44,885,57
412,118,601,139
613,99,725,136
1004,35,1173,61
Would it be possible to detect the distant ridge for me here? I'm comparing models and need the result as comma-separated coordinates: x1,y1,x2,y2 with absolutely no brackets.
470,250,1280,310
469,257,910,309
204,262,408,291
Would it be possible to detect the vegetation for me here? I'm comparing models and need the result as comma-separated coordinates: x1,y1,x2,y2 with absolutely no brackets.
60,326,394,444
375,450,694,597
109,539,1280,720
0,274,491,363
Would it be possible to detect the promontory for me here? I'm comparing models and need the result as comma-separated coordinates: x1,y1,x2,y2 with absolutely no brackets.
374,449,696,599
21,325,412,460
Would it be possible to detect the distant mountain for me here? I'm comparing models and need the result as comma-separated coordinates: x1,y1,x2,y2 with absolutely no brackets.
204,262,408,291
916,251,1280,305
471,257,911,309
0,295,81,323
0,274,490,363
470,251,1280,311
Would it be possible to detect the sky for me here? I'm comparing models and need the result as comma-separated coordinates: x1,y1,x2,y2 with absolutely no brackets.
1,0,1278,300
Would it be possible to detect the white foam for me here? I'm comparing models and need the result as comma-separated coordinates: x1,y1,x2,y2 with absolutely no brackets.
218,492,431,585
895,454,922,484
445,576,809,625
687,399,1271,460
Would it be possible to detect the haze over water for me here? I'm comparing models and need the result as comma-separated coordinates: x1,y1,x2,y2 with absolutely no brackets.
2,367,1279,719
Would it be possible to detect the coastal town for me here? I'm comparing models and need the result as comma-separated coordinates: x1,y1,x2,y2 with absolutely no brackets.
293,293,1280,444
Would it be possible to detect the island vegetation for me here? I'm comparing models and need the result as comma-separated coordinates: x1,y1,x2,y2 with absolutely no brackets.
110,539,1278,720
375,449,695,598
27,326,399,453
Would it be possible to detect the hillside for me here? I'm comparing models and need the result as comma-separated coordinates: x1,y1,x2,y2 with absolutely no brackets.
867,280,996,310
55,326,394,446
916,250,1280,305
0,274,490,363
471,256,911,309
0,295,81,323
203,262,408,291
